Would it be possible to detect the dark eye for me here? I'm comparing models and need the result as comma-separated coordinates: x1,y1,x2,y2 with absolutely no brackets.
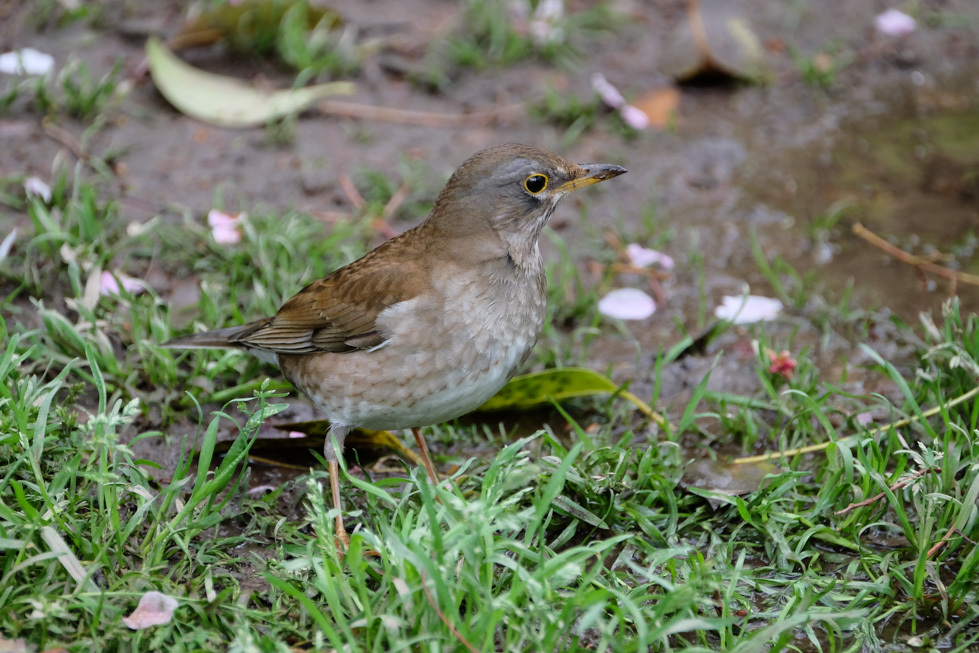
523,174,548,194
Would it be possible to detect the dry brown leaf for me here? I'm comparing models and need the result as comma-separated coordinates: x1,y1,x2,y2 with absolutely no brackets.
631,87,681,129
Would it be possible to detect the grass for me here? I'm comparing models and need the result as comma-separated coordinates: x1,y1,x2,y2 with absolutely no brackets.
2,4,978,647
2,153,979,652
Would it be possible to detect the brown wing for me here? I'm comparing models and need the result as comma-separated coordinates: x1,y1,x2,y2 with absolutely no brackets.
230,236,430,355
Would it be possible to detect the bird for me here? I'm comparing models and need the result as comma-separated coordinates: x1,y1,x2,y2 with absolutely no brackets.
164,143,626,553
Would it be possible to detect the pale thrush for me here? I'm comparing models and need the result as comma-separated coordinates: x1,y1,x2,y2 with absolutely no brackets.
164,143,626,551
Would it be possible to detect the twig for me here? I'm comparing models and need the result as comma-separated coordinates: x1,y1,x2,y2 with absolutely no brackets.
853,222,979,287
734,385,979,464
927,526,978,559
42,118,89,163
318,100,523,127
338,175,365,210
419,571,478,653
834,467,938,515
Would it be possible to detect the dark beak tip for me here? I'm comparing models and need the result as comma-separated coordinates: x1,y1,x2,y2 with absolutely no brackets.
584,163,628,180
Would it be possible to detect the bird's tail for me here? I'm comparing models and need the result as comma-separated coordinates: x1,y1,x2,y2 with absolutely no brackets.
162,320,268,350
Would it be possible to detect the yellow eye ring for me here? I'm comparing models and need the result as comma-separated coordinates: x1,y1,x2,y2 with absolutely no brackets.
523,174,549,194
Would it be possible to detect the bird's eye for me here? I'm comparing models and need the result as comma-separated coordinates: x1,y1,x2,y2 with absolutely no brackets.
523,174,548,195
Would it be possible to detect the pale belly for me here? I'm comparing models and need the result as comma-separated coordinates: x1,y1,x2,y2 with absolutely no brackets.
279,265,545,430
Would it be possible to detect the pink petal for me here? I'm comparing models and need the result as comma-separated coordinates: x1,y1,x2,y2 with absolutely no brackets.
24,176,52,202
714,295,783,324
855,412,874,426
211,225,242,244
875,9,915,36
0,228,16,262
529,0,564,44
620,104,650,130
625,243,675,270
207,210,244,244
591,73,625,109
207,209,243,229
123,591,178,630
598,288,656,320
100,271,146,296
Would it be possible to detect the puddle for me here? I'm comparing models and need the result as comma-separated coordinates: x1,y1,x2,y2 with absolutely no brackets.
742,78,979,321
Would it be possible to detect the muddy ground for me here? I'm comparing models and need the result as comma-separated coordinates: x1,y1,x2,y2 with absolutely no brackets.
2,0,979,468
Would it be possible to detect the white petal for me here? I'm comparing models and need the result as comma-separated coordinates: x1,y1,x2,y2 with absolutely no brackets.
625,243,674,270
100,271,146,296
123,591,178,630
24,176,52,202
598,288,656,320
620,104,650,130
206,209,243,229
0,228,16,262
714,295,783,324
0,48,55,75
875,9,915,36
211,225,242,244
591,73,625,109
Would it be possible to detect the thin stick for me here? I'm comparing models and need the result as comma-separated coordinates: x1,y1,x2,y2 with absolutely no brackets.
734,385,979,464
853,222,979,287
420,571,478,653
834,467,937,515
412,427,441,485
927,527,977,559
42,118,88,162
318,100,523,127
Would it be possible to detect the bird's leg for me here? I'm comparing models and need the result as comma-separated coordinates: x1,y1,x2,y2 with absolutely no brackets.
328,458,350,552
412,427,441,486
325,426,352,556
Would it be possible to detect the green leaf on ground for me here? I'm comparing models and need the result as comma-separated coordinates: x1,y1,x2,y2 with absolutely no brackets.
145,36,354,127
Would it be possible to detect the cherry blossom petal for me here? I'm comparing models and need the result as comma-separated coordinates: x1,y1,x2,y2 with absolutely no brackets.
714,295,782,324
100,271,146,297
0,228,16,263
24,176,52,202
855,412,874,426
625,243,675,270
529,0,564,45
0,48,54,75
598,288,656,320
592,73,625,109
620,104,650,130
875,9,915,36
123,591,178,630
207,209,244,244
211,225,242,244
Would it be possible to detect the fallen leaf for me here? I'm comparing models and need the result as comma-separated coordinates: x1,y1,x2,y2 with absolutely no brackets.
680,456,779,509
660,0,769,83
598,288,656,320
123,591,179,630
479,367,615,412
631,87,681,129
145,36,355,128
172,0,343,53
